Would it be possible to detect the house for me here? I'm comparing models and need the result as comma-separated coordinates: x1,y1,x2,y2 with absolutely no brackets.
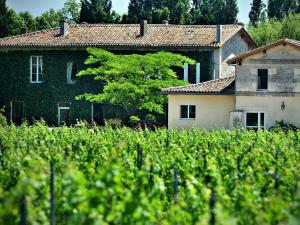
163,39,300,130
0,20,255,126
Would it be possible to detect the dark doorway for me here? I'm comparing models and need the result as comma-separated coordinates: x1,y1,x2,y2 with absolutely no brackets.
11,101,24,125
92,104,104,125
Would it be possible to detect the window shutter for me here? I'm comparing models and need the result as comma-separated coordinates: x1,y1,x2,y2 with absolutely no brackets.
184,63,189,81
268,68,277,75
196,63,201,83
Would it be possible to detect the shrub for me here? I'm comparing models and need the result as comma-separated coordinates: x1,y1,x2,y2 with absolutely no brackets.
0,107,7,127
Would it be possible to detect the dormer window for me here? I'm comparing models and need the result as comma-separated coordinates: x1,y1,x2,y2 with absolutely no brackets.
30,56,43,83
257,69,268,90
67,62,78,84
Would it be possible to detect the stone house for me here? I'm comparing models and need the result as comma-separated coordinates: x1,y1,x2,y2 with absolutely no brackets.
163,39,300,130
0,20,255,126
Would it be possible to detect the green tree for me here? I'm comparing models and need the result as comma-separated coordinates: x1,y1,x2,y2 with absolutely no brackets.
35,9,62,30
223,0,239,24
60,0,82,23
0,0,9,37
268,0,300,19
79,0,115,23
127,0,144,23
248,13,300,46
77,48,194,123
19,11,37,32
249,0,265,25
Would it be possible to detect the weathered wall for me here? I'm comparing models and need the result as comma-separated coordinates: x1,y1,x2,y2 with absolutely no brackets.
168,95,234,130
214,32,250,79
236,96,300,128
236,45,300,93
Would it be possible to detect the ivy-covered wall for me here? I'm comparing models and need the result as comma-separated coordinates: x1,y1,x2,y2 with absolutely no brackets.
0,50,102,125
0,48,212,126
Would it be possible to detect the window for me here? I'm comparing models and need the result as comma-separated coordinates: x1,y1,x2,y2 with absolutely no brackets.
257,69,268,90
180,105,196,119
246,112,265,130
30,56,43,83
67,62,78,84
58,103,70,126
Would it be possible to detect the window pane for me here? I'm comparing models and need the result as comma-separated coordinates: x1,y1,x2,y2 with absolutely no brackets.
246,113,258,127
38,57,43,81
260,113,265,127
258,69,268,89
189,105,196,119
188,64,196,84
180,105,188,119
31,66,37,82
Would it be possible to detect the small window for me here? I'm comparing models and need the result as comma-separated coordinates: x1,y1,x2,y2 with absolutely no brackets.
67,62,78,84
257,69,268,90
180,105,196,119
30,56,43,83
246,112,265,130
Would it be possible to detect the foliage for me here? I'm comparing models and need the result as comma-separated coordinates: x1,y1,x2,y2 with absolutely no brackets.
60,0,82,23
77,48,193,124
0,125,300,224
0,107,7,127
249,0,266,25
268,0,300,19
248,13,300,46
270,120,298,132
79,0,119,23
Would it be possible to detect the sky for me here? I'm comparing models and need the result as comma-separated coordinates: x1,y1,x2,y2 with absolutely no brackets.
6,0,268,24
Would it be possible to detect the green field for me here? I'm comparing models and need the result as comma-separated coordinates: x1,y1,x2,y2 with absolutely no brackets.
0,123,299,225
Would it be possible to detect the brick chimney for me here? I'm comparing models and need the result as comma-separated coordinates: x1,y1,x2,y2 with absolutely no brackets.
216,24,222,43
60,19,69,36
140,20,148,37
20,27,27,35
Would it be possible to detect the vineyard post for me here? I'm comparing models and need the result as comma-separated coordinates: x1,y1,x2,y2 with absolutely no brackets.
173,169,179,204
50,161,55,225
136,144,143,169
209,189,216,225
20,196,27,225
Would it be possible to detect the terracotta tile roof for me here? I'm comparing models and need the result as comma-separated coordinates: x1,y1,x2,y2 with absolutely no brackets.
162,75,235,94
0,24,252,49
227,38,300,64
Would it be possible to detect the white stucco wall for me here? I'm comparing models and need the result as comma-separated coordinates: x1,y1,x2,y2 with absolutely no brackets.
168,95,235,130
236,96,300,129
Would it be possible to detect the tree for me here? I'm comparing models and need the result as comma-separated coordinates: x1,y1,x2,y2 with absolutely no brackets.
248,13,300,46
268,0,300,19
19,11,37,32
60,0,82,23
77,48,194,123
223,0,239,24
0,0,9,37
79,0,114,23
35,9,62,30
249,0,265,25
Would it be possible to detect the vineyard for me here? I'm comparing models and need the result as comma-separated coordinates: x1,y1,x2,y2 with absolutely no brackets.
0,123,299,225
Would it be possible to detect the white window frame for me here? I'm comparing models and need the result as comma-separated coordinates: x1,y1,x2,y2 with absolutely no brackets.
180,105,196,120
30,56,43,83
245,112,265,130
58,105,70,126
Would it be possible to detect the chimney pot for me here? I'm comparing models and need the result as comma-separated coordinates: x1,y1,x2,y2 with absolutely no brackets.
140,20,148,37
60,19,69,36
216,24,222,43
20,27,27,35
162,20,169,25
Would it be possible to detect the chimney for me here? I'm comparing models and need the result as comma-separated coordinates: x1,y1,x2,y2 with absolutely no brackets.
162,20,169,25
60,19,69,36
216,24,222,43
140,20,148,37
20,27,27,35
